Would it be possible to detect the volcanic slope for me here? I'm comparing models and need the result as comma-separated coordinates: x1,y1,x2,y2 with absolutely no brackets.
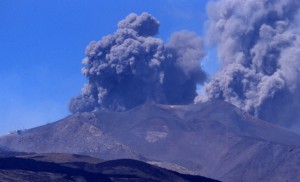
1,100,300,181
0,153,217,182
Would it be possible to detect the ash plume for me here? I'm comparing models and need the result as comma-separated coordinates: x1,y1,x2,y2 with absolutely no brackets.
196,0,300,127
70,12,206,112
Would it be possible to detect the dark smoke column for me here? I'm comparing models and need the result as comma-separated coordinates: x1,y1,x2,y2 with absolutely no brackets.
197,0,300,128
70,12,206,113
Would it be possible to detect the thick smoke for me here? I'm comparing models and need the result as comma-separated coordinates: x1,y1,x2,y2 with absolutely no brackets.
196,0,300,127
70,12,206,112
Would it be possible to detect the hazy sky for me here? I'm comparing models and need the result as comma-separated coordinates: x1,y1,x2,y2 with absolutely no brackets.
0,0,217,134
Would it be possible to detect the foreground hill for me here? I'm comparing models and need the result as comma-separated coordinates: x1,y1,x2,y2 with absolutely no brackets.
1,100,300,181
0,153,217,182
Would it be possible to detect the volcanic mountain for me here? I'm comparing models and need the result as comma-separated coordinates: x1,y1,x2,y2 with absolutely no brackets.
1,100,300,181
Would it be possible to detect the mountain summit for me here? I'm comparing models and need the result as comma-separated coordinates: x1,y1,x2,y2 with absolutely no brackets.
1,100,300,181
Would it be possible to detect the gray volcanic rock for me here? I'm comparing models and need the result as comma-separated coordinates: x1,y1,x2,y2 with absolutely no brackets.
0,113,142,160
1,100,300,181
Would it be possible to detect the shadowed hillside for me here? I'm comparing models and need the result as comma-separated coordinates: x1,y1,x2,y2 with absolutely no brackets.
0,153,218,182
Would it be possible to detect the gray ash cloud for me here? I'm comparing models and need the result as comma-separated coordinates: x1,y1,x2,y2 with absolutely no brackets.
196,0,300,127
70,12,206,112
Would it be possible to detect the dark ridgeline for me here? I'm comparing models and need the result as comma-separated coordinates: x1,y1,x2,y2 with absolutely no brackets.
0,155,218,182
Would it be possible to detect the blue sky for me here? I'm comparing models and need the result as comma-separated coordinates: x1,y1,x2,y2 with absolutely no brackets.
0,0,217,134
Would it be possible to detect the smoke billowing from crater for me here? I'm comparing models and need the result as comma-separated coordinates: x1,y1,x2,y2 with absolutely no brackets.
70,12,206,113
69,3,300,130
196,0,300,128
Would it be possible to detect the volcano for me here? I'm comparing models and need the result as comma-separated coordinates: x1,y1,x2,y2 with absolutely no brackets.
1,100,300,181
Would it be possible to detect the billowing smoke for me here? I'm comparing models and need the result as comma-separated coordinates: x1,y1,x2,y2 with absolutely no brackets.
196,0,300,127
70,12,206,112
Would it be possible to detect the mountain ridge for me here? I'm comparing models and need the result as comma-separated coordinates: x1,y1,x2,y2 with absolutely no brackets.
1,100,300,181
0,153,217,182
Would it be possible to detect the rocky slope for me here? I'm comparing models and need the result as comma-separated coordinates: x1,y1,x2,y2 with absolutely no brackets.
1,100,300,181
